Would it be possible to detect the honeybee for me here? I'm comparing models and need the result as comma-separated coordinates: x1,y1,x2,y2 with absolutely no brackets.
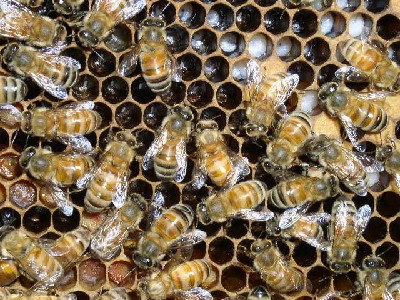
387,273,400,299
0,259,19,286
338,38,400,91
138,259,215,300
305,135,383,196
318,82,388,149
263,111,313,170
251,239,304,293
143,106,193,182
2,43,80,99
84,131,137,213
268,173,339,209
132,193,206,269
327,196,371,273
119,17,180,95
0,0,67,47
0,76,28,105
192,119,250,189
52,0,85,15
93,288,130,300
197,180,274,225
77,0,145,47
0,288,77,299
376,144,400,192
244,60,299,137
90,193,146,261
1,228,63,287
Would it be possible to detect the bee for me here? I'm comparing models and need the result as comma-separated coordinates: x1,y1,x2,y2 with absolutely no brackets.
15,0,45,8
318,82,388,149
376,144,400,192
2,43,80,99
143,106,193,182
0,76,28,105
90,193,146,261
339,38,400,91
251,239,304,293
93,288,130,300
263,111,313,170
327,196,371,273
192,119,250,189
0,288,77,299
52,0,85,15
138,259,216,300
1,228,63,286
119,17,180,95
84,131,138,213
0,0,67,47
387,273,400,299
268,173,339,209
197,180,274,225
77,0,145,47
244,60,299,137
305,135,383,196
0,259,19,286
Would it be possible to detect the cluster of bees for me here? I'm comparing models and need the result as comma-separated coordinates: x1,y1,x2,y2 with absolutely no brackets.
0,0,399,299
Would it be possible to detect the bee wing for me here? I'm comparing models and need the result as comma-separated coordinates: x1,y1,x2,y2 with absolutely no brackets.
0,0,35,40
36,52,82,71
354,204,371,240
382,289,395,300
0,104,23,127
176,287,213,300
353,152,384,173
118,44,141,76
393,173,400,192
75,161,98,190
170,229,207,259
56,135,93,154
113,0,145,23
333,200,351,236
29,72,68,99
271,74,299,108
47,185,74,216
221,151,250,190
246,59,262,88
175,138,188,183
168,53,182,82
41,43,69,55
232,209,275,221
192,162,207,190
292,213,331,250
335,66,370,82
353,90,391,102
142,128,168,170
338,114,363,151
278,201,312,229
112,169,130,209
146,191,165,228
60,100,95,110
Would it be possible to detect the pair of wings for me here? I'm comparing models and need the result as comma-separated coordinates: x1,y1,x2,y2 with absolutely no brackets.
93,0,146,25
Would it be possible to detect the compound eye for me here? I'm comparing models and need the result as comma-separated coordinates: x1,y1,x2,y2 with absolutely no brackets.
144,258,152,267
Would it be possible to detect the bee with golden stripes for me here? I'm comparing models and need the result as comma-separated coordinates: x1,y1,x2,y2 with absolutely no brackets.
90,193,146,261
244,60,299,137
376,144,400,192
318,82,388,150
52,0,85,15
338,38,400,91
119,17,180,95
83,132,137,213
251,239,304,293
387,273,400,299
0,76,28,106
327,196,371,273
93,288,130,300
1,228,64,287
197,180,274,225
0,0,67,47
0,259,19,286
138,259,216,300
306,135,383,196
143,106,193,182
2,43,80,99
263,110,313,170
132,192,206,269
77,0,145,47
0,288,77,300
192,119,250,190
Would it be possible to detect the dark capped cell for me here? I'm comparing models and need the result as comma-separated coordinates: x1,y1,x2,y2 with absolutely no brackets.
304,38,331,66
178,54,202,81
236,5,261,32
228,109,247,137
220,32,245,58
94,102,112,129
9,180,37,209
23,206,51,233
104,24,132,52
288,61,315,89
179,2,206,28
204,56,229,82
131,77,156,104
0,207,21,228
292,10,318,38
166,25,189,54
115,102,142,129
0,128,8,151
377,192,400,218
11,131,39,153
52,207,80,232
216,82,242,109
365,0,389,12
132,129,155,157
149,0,176,25
241,139,266,164
71,74,99,101
187,81,213,108
207,4,234,31
191,29,217,56
60,47,86,71
209,237,234,265
377,14,400,40
363,217,387,243
24,78,41,100
317,64,339,86
264,8,290,34
88,49,116,77
143,102,168,129
101,76,129,104
155,182,181,207
221,266,247,292
200,107,226,130
276,36,301,62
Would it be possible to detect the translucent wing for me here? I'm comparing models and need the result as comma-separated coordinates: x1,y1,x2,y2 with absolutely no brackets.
61,100,95,110
278,201,312,229
175,138,188,182
168,53,182,82
0,104,22,127
142,129,168,170
29,72,68,99
354,90,391,102
118,45,141,76
176,287,213,300
47,186,74,216
57,135,93,154
232,209,275,221
353,152,384,173
35,52,81,70
222,151,250,190
270,74,299,107
354,204,371,240
146,191,165,228
112,169,130,209
333,199,351,238
95,0,145,23
335,66,370,82
246,59,263,88
41,43,69,55
192,162,207,190
393,173,400,192
0,0,35,41
339,114,363,151
171,229,207,247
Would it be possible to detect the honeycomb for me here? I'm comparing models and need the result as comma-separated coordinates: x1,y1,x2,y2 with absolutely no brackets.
0,0,400,299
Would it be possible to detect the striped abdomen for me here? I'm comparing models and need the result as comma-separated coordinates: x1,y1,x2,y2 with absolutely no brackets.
387,273,400,299
0,260,19,286
140,48,171,94
36,54,78,88
277,111,312,150
154,139,179,181
341,39,382,73
201,141,232,186
97,288,129,300
0,76,27,104
55,109,102,136
167,260,213,291
288,218,324,242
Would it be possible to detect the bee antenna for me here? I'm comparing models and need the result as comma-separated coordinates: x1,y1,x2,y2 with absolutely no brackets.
376,244,395,258
152,1,172,19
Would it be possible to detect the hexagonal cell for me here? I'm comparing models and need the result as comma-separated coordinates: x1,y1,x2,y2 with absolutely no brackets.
292,242,317,267
321,11,346,38
249,33,273,61
377,14,400,40
207,4,234,31
264,8,290,34
23,206,51,233
389,42,400,65
317,64,339,86
102,76,129,104
209,237,234,265
365,0,389,12
220,32,245,58
166,25,189,54
355,241,373,266
88,49,116,77
104,24,132,52
332,271,358,293
363,216,387,243
337,0,361,11
94,102,113,129
192,241,207,259
211,291,229,300
0,152,22,180
232,59,249,83
9,180,37,209
276,37,301,62
352,193,374,212
225,219,248,239
349,13,373,38
377,192,400,218
216,82,242,109
200,107,227,130
288,61,315,89
187,81,213,108
79,258,106,291
11,131,39,153
52,207,80,232
178,54,202,81
292,10,318,38
108,261,136,287
228,109,247,137
115,102,142,129
143,102,168,130
131,77,156,104
204,56,229,82
155,182,181,207
179,2,206,28
149,0,176,25
236,5,261,32
71,74,100,101
304,38,331,66
191,29,217,56
221,266,247,292
0,128,8,150
0,207,21,228
60,47,86,71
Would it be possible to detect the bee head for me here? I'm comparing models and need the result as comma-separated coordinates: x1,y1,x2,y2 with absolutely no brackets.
250,239,271,254
130,193,147,212
133,252,155,269
19,146,37,168
53,0,74,15
2,43,19,65
318,82,339,102
362,256,385,270
115,131,137,147
172,105,194,121
142,17,166,28
196,203,212,225
140,18,166,43
78,29,99,48
196,120,218,133
53,24,68,45
376,145,392,162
